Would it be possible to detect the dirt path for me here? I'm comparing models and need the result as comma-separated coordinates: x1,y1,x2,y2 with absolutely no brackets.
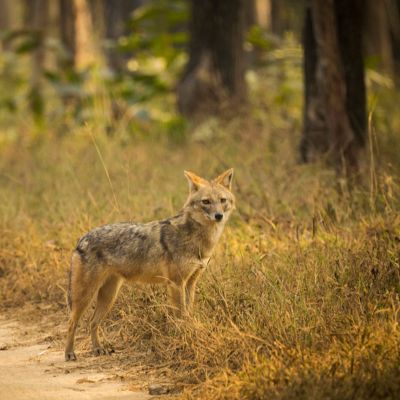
0,316,151,400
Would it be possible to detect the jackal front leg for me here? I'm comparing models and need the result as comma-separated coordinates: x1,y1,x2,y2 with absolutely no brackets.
185,268,204,314
168,283,187,318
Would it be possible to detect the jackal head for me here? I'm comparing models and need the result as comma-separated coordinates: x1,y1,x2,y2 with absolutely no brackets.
183,169,235,225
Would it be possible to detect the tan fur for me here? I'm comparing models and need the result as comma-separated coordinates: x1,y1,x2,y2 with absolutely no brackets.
65,169,235,361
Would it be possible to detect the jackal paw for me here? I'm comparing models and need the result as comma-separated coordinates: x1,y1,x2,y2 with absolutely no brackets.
93,346,115,356
65,351,77,361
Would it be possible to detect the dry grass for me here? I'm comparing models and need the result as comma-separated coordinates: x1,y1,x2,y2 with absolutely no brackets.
0,107,399,399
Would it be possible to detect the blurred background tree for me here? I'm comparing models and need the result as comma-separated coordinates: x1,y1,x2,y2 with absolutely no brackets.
24,0,49,127
177,0,246,117
301,0,366,172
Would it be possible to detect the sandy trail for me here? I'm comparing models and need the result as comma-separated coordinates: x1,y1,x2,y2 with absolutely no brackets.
0,317,151,400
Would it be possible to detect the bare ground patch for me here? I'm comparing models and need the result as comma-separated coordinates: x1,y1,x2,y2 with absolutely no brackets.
0,307,155,400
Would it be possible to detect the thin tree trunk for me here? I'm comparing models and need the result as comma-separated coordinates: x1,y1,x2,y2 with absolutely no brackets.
25,0,49,123
177,0,246,118
245,0,256,29
59,0,98,70
301,0,366,171
0,0,11,50
74,0,97,70
365,0,395,80
255,0,271,30
335,0,366,147
102,0,143,71
312,0,354,161
270,0,282,35
388,0,400,82
300,6,327,161
59,0,77,68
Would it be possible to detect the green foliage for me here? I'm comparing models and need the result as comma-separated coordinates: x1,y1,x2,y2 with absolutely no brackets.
105,0,188,103
0,0,189,138
0,28,41,54
247,26,278,52
122,0,188,60
105,0,188,128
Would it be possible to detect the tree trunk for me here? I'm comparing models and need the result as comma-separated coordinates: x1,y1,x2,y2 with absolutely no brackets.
25,0,49,123
245,0,256,29
177,0,246,118
364,0,395,80
59,0,98,70
270,0,282,35
59,0,77,68
255,0,271,30
388,0,400,82
335,0,366,147
301,0,366,171
300,7,327,160
102,0,143,72
74,0,98,69
0,0,11,50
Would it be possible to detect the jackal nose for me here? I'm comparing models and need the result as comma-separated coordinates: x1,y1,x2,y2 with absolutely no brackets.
215,213,223,222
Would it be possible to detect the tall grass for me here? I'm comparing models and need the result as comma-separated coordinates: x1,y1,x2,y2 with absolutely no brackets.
0,110,399,398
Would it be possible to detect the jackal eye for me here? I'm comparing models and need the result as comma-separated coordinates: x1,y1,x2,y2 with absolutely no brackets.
220,198,227,204
201,199,211,205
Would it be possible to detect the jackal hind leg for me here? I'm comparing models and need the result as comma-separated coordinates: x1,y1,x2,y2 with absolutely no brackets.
90,274,123,356
65,267,101,361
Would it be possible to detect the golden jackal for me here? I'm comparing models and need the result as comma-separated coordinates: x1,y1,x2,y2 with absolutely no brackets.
65,169,235,361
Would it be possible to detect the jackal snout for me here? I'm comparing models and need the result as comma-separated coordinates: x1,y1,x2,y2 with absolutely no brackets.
214,212,223,222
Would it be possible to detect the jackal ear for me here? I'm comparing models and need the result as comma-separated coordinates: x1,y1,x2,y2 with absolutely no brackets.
184,171,208,192
213,168,234,190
